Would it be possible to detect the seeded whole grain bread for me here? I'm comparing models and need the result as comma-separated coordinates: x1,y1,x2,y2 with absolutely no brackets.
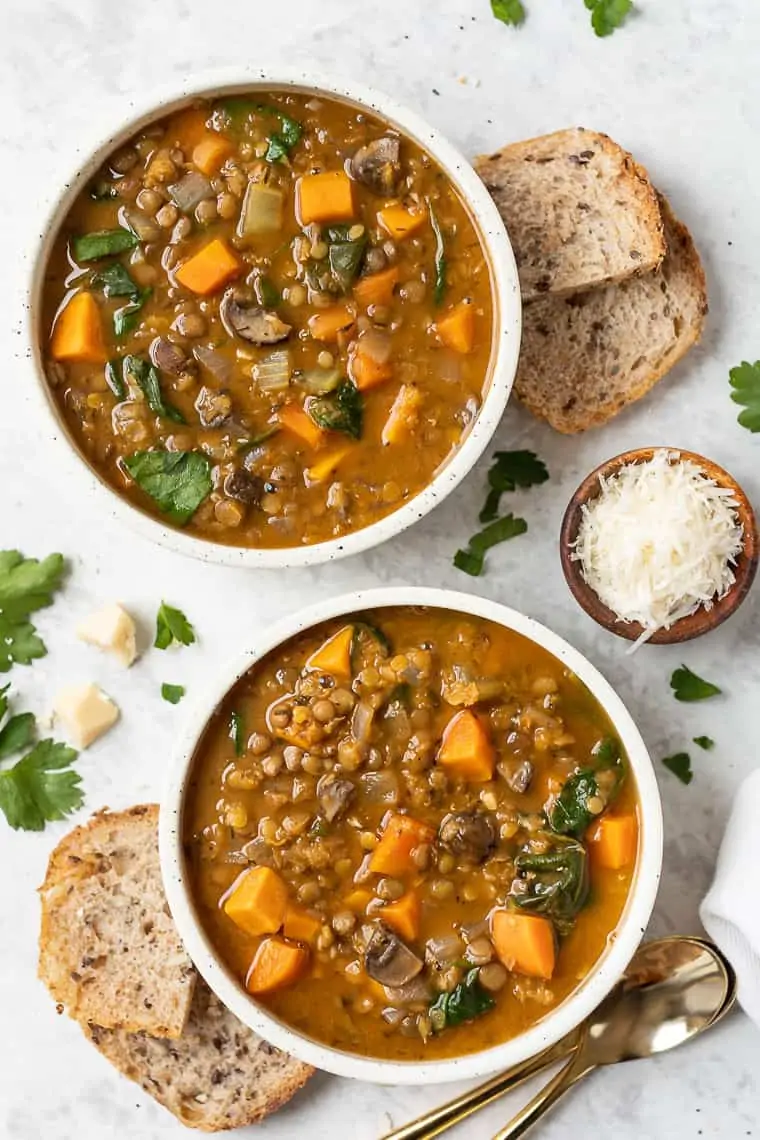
513,195,708,433
38,804,196,1038
475,127,666,301
85,978,314,1132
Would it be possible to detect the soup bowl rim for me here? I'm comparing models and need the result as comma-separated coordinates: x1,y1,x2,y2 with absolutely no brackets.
26,66,521,568
159,585,663,1085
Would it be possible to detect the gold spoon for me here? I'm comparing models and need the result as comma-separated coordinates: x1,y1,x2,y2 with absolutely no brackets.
491,936,736,1140
384,936,735,1140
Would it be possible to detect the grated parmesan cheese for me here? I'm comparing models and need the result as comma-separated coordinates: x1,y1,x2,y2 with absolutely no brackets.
572,450,743,647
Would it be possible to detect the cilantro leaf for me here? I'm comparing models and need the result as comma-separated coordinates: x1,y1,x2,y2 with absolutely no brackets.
693,735,715,751
585,0,633,36
0,713,36,759
662,752,693,786
161,683,185,705
155,602,196,650
124,450,213,525
729,360,760,432
0,552,66,673
670,665,721,703
124,355,184,423
454,514,528,576
0,739,82,831
229,710,245,757
491,0,526,26
479,450,549,523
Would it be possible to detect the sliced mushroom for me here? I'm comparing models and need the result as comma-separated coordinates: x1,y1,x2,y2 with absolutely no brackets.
220,289,291,344
504,759,535,795
350,137,402,196
195,386,232,428
317,775,355,823
150,336,189,375
364,925,423,988
223,469,263,505
438,811,497,863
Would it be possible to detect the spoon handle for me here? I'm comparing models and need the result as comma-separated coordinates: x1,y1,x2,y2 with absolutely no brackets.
380,1034,580,1140
490,1055,592,1140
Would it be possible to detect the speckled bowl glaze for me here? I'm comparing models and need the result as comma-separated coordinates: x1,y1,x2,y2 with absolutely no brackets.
27,67,521,569
159,586,663,1085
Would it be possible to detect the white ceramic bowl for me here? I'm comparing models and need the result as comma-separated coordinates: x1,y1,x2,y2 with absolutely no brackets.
26,67,521,569
160,586,663,1086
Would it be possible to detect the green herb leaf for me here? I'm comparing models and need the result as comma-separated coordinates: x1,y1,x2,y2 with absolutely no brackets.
0,552,66,674
693,735,715,751
114,288,153,339
591,736,621,767
124,354,185,422
0,712,36,760
161,683,185,705
670,665,721,703
548,769,599,836
92,262,139,298
0,738,82,831
155,603,196,650
479,450,549,523
454,514,528,577
0,685,9,723
124,450,213,525
236,426,280,454
491,0,526,24
428,201,447,306
89,179,119,201
513,835,589,934
256,276,281,308
308,381,363,439
72,228,139,262
585,0,633,36
104,359,127,400
229,710,245,757
662,752,693,785
326,226,368,293
729,360,760,432
261,108,302,164
429,968,495,1031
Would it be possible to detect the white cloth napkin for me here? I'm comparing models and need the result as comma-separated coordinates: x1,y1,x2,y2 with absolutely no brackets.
700,768,760,1027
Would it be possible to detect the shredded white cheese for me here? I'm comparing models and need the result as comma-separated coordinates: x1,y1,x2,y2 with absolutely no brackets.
573,450,743,646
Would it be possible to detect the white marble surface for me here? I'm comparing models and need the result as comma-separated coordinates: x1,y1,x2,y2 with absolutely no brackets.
2,0,760,1135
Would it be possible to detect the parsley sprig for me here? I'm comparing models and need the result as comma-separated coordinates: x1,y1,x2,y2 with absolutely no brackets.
155,603,196,650
454,451,546,577
492,0,633,35
0,689,82,831
670,665,721,703
0,551,66,673
729,360,760,432
662,752,693,786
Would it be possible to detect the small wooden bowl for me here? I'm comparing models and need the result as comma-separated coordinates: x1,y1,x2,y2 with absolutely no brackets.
559,448,759,644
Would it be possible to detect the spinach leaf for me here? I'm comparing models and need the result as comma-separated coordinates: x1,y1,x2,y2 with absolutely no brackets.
308,381,363,439
124,450,213,525
591,736,621,766
229,710,245,756
428,202,447,306
256,276,281,308
326,225,367,293
92,262,139,299
114,287,152,339
72,228,139,262
513,836,589,934
547,769,599,836
124,355,185,423
429,968,495,1031
104,359,127,400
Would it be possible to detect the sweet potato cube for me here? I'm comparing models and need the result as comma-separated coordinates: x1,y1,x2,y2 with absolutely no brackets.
381,384,424,444
353,266,400,309
588,813,638,870
436,709,495,782
278,404,326,449
223,866,288,937
297,172,355,225
381,891,421,942
50,292,107,363
491,910,556,979
351,350,393,392
308,304,356,343
283,905,322,945
192,133,234,175
246,936,310,995
306,625,354,680
369,813,436,877
377,205,426,241
175,238,242,295
436,301,476,354
305,446,354,486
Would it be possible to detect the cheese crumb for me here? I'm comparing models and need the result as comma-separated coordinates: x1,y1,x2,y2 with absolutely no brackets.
573,450,743,644
77,604,137,667
53,684,120,748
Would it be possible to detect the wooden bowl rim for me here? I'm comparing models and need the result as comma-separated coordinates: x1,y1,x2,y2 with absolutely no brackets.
559,447,759,645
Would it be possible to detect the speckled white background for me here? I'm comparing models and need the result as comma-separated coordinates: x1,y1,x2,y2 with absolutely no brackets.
2,0,760,1136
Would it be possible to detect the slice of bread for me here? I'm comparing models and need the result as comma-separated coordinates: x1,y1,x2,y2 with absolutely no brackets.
513,196,708,433
38,804,196,1038
475,128,666,300
85,978,314,1133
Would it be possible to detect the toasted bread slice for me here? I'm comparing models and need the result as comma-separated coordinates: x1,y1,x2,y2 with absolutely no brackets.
85,978,314,1132
513,196,707,433
38,805,195,1038
475,128,665,300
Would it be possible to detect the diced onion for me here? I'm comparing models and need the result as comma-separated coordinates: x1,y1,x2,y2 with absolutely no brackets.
237,181,284,238
254,350,292,392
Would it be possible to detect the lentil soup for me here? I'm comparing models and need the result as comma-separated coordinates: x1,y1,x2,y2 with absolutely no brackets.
42,91,495,549
184,607,639,1062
